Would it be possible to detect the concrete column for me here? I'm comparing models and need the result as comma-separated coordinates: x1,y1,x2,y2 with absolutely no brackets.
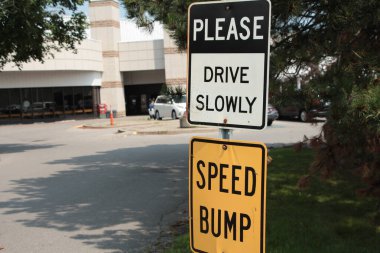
89,0,125,117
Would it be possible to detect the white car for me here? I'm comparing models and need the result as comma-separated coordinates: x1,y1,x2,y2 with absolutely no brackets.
154,95,186,120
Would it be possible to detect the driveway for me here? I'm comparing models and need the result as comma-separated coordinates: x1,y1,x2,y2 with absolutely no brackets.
0,118,323,252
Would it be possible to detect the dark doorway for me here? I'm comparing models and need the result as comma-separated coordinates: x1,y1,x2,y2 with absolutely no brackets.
124,84,163,115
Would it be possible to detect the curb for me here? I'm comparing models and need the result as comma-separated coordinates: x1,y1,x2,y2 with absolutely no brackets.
78,121,218,135
79,121,167,130
131,128,217,135
79,125,115,129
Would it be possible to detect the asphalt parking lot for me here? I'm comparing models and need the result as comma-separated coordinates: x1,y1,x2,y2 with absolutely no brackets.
0,117,324,252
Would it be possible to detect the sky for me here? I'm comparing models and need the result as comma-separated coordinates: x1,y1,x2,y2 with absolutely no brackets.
77,1,128,19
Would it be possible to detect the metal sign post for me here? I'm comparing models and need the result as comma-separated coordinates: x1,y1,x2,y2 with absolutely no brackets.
219,128,232,140
219,0,232,141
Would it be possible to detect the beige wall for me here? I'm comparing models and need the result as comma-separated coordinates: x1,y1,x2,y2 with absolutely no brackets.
163,30,178,49
123,70,165,85
92,27,121,51
2,40,103,72
164,54,187,84
163,31,187,86
99,87,125,116
89,1,120,21
119,40,165,71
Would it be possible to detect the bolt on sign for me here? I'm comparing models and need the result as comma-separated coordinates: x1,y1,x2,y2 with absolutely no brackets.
187,0,271,130
189,137,267,253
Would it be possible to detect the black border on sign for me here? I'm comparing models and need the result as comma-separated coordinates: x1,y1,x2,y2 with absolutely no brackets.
186,0,271,130
189,137,266,253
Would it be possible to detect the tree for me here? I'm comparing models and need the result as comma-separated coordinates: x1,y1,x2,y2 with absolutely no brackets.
160,83,186,97
121,0,201,50
0,0,88,69
122,0,380,204
270,0,379,202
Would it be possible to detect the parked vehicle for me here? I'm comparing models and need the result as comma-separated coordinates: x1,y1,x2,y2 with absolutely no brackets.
272,90,329,122
32,102,56,112
315,100,330,118
5,104,21,113
267,104,279,126
154,95,186,120
276,101,328,122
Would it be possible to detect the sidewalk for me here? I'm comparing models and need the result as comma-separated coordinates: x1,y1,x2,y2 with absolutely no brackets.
80,115,218,135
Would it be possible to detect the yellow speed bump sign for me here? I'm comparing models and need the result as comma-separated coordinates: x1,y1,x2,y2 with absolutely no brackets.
189,137,267,253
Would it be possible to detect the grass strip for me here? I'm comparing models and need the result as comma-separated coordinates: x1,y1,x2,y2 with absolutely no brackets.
165,148,380,253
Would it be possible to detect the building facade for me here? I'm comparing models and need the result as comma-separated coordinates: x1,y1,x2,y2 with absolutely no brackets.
0,0,186,120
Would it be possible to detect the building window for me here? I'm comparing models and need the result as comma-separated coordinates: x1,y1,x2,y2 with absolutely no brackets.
9,89,21,118
0,89,9,119
73,87,84,113
0,86,98,121
83,87,94,113
53,87,64,115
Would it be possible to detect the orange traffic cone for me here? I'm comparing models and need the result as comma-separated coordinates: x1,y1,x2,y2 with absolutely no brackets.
110,108,114,126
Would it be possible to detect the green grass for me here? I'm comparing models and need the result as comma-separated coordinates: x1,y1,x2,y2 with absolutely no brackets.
164,148,380,253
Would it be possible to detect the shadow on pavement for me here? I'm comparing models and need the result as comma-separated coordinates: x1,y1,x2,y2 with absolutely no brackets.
0,143,63,155
0,115,96,126
277,117,326,123
0,144,189,253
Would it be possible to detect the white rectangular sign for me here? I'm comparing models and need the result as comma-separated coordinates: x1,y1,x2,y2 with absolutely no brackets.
187,0,271,130
190,53,265,127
